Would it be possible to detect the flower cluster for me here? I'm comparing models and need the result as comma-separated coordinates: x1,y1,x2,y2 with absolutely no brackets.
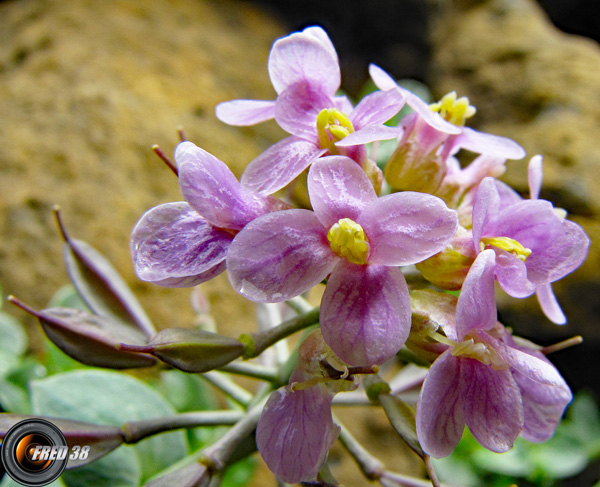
131,26,590,484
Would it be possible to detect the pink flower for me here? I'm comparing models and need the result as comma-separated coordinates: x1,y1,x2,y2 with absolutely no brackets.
226,156,458,365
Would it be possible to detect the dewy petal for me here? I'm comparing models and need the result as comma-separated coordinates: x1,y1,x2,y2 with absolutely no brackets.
256,384,339,484
131,202,230,286
349,89,406,129
274,82,333,140
215,99,275,126
358,192,458,266
227,209,337,303
268,29,340,96
241,136,324,195
528,155,544,200
177,142,277,230
460,359,523,453
536,283,567,325
444,127,526,160
308,156,377,229
456,250,497,339
320,261,411,366
416,350,465,458
334,124,401,147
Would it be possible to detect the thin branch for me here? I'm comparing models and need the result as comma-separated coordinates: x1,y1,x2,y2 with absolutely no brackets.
219,361,279,383
201,371,253,407
334,415,384,480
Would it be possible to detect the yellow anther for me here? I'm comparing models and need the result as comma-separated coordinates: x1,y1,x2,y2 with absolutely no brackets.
480,236,532,262
429,91,476,126
327,218,369,265
316,108,355,153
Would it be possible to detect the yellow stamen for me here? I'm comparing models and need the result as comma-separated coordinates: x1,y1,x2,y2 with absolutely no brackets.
327,218,369,265
480,236,532,262
429,91,476,126
316,108,355,153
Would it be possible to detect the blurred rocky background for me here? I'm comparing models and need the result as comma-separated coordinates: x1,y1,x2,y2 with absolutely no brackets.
1,0,599,485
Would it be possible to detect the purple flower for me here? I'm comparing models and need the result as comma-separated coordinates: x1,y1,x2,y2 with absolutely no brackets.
369,65,525,193
472,175,590,312
216,26,405,195
226,155,458,365
130,141,287,287
416,250,571,458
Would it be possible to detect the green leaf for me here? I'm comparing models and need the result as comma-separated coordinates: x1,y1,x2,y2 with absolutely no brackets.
61,447,141,487
47,284,91,311
0,310,28,359
0,475,67,487
30,370,188,483
222,457,256,487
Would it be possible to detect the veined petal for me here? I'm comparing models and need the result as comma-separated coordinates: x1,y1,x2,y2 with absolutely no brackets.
495,341,566,387
495,180,523,210
528,155,544,200
241,136,324,195
131,202,230,286
358,192,458,266
536,283,566,325
269,30,340,96
177,142,278,230
416,350,465,458
460,359,523,453
308,156,377,229
335,124,401,147
456,250,497,338
320,261,411,366
472,177,502,249
227,209,337,302
256,384,339,484
274,82,333,139
444,127,526,160
215,99,275,126
350,89,406,129
494,250,537,297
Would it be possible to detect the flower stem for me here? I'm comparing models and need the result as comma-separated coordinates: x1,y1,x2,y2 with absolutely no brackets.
201,371,253,407
219,360,279,382
335,415,384,480
541,335,583,355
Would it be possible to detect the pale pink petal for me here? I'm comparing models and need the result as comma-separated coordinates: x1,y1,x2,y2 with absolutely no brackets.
334,94,354,114
241,137,324,195
416,350,465,458
496,342,566,387
456,250,497,339
358,192,458,266
256,384,339,484
460,359,523,453
472,177,502,250
215,99,275,126
131,202,230,286
268,31,340,95
536,283,566,325
227,210,337,302
495,180,523,210
494,250,537,297
444,127,526,160
528,155,544,200
350,90,406,129
368,64,399,92
320,261,411,365
176,142,276,230
335,124,401,147
308,156,377,228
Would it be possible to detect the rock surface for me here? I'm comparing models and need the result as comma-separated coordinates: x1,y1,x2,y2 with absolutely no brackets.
429,0,600,392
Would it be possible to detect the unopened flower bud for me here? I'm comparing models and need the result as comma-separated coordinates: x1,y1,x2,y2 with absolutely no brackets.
120,328,244,373
415,227,477,290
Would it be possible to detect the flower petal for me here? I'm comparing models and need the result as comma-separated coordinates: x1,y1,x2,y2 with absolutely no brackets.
268,28,340,96
256,384,339,484
335,124,401,147
528,155,544,200
131,202,230,286
416,350,465,458
358,192,458,266
460,359,523,453
494,250,537,297
536,283,566,325
214,99,275,126
177,142,278,230
320,261,411,365
241,136,324,195
472,177,501,250
350,89,406,129
227,209,337,302
308,156,377,228
444,127,526,160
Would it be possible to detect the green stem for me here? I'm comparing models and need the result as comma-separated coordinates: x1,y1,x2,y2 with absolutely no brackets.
335,415,384,480
219,361,279,383
201,371,253,407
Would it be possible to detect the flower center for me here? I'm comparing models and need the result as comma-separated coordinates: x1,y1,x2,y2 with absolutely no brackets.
429,91,476,126
316,108,355,154
480,236,532,262
431,331,509,370
327,218,369,265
